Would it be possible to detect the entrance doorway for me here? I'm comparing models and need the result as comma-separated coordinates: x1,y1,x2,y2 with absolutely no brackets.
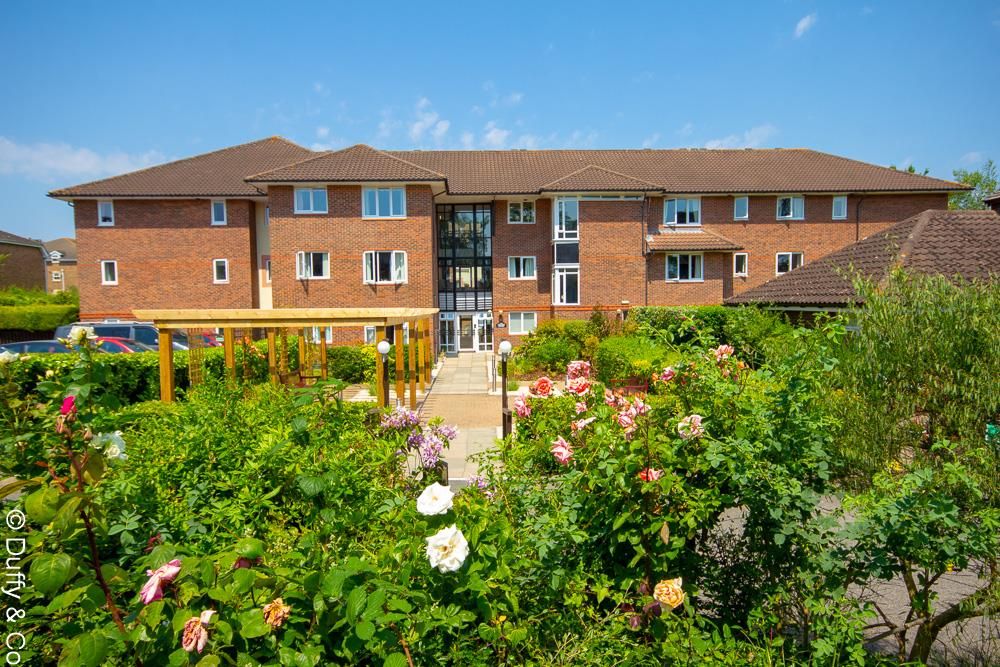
459,315,475,351
440,311,493,353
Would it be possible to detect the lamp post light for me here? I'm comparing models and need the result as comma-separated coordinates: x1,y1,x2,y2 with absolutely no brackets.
376,339,391,408
498,339,513,438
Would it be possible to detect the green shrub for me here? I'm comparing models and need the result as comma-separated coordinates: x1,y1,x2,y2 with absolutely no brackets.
327,344,376,383
593,335,669,383
0,304,79,330
631,305,731,346
721,307,795,367
0,286,78,306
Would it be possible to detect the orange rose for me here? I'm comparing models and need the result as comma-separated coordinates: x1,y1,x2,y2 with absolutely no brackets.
653,577,685,609
531,376,553,397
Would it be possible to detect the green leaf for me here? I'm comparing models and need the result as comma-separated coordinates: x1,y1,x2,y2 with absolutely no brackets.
24,486,61,524
297,475,327,497
235,537,265,559
346,586,367,624
238,609,271,639
355,620,375,640
30,552,74,595
231,567,256,594
77,631,108,667
196,655,222,667
383,654,409,667
45,585,88,613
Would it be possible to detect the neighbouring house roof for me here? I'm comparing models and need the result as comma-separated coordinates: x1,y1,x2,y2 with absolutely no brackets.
43,237,77,262
246,144,446,183
985,191,1000,202
647,229,743,252
48,137,314,198
49,138,970,199
0,230,44,248
726,209,1000,307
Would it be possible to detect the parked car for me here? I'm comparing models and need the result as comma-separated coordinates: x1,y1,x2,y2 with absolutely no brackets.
55,322,190,350
95,337,156,353
0,340,74,354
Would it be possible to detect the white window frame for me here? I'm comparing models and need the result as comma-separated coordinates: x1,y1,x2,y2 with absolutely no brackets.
364,326,376,344
665,253,704,282
776,196,805,221
508,200,536,224
213,258,229,284
51,270,63,282
363,250,408,284
775,252,804,275
553,267,580,305
293,187,329,214
508,311,537,335
211,199,227,226
507,256,537,280
554,197,579,240
733,196,749,221
664,197,702,226
733,252,749,277
97,201,115,227
362,187,406,219
295,251,330,279
100,260,118,285
832,195,848,220
263,258,272,284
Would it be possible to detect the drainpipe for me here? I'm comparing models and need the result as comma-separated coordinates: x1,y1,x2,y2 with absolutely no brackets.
855,196,866,242
642,195,650,306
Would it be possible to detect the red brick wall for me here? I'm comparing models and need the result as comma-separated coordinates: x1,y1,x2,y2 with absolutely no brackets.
75,199,255,319
46,262,78,293
0,243,46,290
492,198,553,311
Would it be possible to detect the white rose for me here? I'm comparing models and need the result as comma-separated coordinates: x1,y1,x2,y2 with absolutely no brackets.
416,482,454,516
68,326,96,346
92,431,126,459
425,524,469,573
0,350,19,365
104,444,122,459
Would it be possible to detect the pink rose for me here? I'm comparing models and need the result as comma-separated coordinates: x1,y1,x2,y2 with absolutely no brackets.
60,395,76,417
712,345,735,363
531,376,553,397
513,395,531,418
181,610,216,653
575,401,588,415
677,414,704,439
659,367,676,383
139,558,182,605
571,417,596,432
617,412,636,432
632,398,650,416
566,360,592,380
550,437,573,465
638,468,663,482
566,376,591,396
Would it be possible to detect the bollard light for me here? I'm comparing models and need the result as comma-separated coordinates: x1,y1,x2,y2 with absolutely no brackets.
499,340,513,438
377,339,391,408
498,340,512,360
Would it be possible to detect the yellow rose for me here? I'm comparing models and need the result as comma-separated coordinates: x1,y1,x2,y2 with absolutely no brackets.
654,577,685,609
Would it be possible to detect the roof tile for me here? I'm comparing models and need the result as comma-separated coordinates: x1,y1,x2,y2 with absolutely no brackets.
647,229,743,252
247,144,445,183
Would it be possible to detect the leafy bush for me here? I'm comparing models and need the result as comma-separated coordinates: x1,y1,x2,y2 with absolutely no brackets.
327,343,376,383
631,305,731,346
0,304,79,331
0,286,78,306
592,335,669,383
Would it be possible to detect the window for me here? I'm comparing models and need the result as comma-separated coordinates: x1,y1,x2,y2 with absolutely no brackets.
666,254,704,281
664,198,701,225
264,206,270,225
294,187,328,214
508,201,535,224
362,187,406,218
363,251,407,284
734,196,749,220
776,196,805,220
97,201,114,226
364,326,376,344
508,256,536,280
553,267,579,305
211,200,227,225
101,260,118,285
509,311,537,335
734,253,748,277
295,251,330,279
776,252,804,275
261,256,271,284
213,259,229,284
51,271,63,282
832,195,848,220
554,242,579,265
554,198,579,240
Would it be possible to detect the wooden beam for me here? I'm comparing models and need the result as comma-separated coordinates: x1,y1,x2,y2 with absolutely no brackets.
222,328,236,381
408,322,417,409
158,330,175,402
416,320,425,393
319,329,328,381
133,307,441,330
298,329,306,379
375,325,386,405
424,318,433,383
394,324,405,407
266,330,278,384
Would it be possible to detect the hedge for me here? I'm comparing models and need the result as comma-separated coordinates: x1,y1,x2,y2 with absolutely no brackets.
0,304,79,331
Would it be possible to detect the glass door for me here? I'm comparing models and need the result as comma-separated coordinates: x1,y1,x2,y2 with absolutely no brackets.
439,314,457,354
459,316,475,351
474,312,493,351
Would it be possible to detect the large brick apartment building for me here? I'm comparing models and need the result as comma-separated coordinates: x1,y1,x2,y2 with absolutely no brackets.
49,137,964,352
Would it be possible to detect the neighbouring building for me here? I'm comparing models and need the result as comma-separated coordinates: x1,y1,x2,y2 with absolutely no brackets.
48,137,967,352
986,191,1000,213
43,237,78,293
725,209,1000,311
0,230,46,290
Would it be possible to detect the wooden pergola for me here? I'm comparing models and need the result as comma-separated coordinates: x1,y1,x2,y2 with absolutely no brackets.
133,308,439,406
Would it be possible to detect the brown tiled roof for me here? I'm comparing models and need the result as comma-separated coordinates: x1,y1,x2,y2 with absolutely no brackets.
540,165,661,192
0,230,43,248
388,148,966,195
43,237,77,262
985,191,1000,202
48,137,313,198
647,228,743,252
247,144,446,183
726,209,1000,307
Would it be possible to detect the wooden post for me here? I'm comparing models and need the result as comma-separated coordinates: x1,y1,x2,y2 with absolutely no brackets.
375,325,386,405
408,321,417,409
223,328,235,381
319,328,328,380
298,329,307,378
394,324,405,407
158,329,175,402
424,318,433,383
266,330,278,384
416,320,425,393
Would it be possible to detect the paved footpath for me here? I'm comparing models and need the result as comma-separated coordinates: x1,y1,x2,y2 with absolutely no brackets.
418,353,502,481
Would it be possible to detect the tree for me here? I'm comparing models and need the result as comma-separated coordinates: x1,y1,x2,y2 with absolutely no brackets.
950,158,998,210
889,164,930,175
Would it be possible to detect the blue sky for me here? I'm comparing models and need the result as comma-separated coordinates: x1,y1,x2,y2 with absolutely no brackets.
2,0,998,240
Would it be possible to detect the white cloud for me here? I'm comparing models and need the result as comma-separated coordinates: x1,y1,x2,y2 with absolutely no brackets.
316,126,330,139
794,12,817,38
960,151,984,165
513,134,540,149
505,92,524,106
676,122,694,138
460,132,475,150
482,121,510,149
0,137,165,182
641,133,660,149
408,97,450,144
704,124,778,149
